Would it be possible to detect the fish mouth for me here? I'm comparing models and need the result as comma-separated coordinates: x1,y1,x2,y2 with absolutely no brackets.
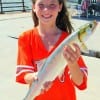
92,20,98,32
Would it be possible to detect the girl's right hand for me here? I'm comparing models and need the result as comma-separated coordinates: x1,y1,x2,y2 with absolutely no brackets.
24,72,38,84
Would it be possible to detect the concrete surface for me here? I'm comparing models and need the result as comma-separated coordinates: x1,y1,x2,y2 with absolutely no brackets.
0,12,100,100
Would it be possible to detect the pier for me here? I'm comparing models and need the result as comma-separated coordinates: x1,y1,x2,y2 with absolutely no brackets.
0,0,31,14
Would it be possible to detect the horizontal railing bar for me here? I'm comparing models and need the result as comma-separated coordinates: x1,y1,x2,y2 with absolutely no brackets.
0,2,25,4
2,6,27,8
2,9,26,12
0,1,31,14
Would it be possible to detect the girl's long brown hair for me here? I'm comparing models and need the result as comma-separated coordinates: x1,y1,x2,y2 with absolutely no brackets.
31,0,73,34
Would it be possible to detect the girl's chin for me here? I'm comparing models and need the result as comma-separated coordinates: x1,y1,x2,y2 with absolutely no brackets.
40,19,52,24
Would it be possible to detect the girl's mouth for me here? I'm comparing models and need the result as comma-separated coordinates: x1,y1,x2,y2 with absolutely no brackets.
42,15,52,19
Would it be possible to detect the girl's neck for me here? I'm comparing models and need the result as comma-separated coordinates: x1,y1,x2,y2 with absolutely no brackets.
37,24,60,36
37,24,62,52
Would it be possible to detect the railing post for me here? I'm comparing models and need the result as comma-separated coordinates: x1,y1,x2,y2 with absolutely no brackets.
90,0,97,3
0,0,4,14
22,0,26,12
0,0,29,13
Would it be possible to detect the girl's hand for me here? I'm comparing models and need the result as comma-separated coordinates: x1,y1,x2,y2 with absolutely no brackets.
63,43,81,65
32,72,38,81
41,81,53,94
24,72,38,84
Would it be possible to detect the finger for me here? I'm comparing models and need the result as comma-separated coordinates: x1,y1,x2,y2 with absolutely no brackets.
65,45,77,60
63,49,74,62
43,81,52,88
32,72,38,81
73,43,80,52
63,45,79,63
63,45,71,60
40,88,45,94
72,43,81,57
43,81,52,91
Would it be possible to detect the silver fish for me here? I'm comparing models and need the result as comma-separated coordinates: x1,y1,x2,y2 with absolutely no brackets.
23,20,97,100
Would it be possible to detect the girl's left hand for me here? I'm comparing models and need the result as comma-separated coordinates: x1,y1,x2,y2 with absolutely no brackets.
40,81,53,94
63,43,81,64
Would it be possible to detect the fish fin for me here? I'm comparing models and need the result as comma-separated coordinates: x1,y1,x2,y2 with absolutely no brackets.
80,42,89,53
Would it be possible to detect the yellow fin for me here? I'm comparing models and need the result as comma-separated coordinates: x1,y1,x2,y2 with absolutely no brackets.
80,42,89,53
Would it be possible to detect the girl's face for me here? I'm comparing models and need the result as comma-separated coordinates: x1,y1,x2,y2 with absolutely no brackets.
32,0,62,25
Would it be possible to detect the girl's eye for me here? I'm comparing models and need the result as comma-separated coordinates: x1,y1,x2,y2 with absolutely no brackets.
49,4,57,9
38,4,57,10
38,4,45,10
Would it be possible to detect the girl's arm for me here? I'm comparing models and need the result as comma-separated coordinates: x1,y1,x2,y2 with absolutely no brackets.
63,43,87,86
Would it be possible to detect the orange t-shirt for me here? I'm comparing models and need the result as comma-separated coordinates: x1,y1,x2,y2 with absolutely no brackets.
16,28,88,100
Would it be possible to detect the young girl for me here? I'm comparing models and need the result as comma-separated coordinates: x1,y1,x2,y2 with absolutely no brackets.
16,0,88,100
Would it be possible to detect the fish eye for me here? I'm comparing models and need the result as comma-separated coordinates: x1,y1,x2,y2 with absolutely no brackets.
89,24,92,28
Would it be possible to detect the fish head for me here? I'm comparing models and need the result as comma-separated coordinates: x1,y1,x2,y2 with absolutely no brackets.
78,20,98,53
87,20,97,34
79,20,98,42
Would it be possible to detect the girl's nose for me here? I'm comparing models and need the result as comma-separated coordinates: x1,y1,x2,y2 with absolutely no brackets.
43,7,49,11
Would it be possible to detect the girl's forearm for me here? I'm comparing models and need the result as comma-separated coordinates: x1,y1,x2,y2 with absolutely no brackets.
68,62,84,85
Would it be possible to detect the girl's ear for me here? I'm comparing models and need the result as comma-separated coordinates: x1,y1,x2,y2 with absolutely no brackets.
32,4,36,12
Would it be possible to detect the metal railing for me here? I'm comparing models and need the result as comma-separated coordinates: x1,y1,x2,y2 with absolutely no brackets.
0,0,31,14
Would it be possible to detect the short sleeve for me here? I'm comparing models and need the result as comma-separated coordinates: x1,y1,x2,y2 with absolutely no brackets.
16,32,36,84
